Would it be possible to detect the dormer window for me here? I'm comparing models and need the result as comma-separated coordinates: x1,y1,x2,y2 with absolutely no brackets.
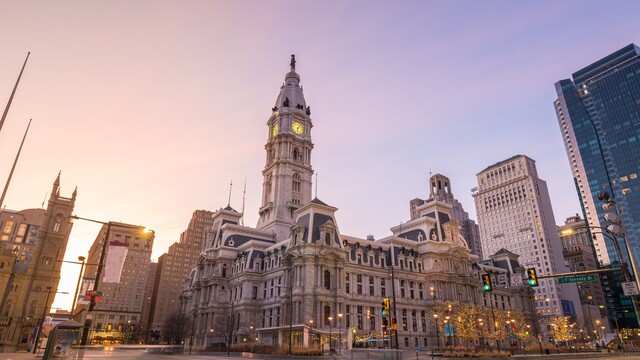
325,233,331,245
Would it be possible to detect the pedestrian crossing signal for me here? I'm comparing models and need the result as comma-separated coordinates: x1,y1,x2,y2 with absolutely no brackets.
482,274,492,292
527,268,539,287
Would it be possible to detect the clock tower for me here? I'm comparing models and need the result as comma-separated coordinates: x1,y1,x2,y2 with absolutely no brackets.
257,55,314,240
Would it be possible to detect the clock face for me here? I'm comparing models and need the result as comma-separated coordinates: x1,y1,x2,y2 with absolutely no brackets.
272,123,279,137
292,121,304,135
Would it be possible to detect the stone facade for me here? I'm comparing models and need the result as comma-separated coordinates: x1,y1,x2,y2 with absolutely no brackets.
180,58,535,351
0,174,76,352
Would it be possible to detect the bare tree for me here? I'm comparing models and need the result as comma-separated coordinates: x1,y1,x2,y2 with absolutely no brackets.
162,312,192,345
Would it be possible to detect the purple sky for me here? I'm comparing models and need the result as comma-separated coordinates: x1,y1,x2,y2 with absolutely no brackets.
1,1,639,312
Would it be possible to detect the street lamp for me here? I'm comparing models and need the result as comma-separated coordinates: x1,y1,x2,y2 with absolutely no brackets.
478,318,485,351
338,313,343,354
433,314,440,351
70,256,86,320
71,215,152,346
328,316,333,351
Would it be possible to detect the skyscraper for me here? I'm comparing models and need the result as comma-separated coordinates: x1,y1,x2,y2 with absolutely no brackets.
148,210,213,339
473,155,582,329
553,44,640,269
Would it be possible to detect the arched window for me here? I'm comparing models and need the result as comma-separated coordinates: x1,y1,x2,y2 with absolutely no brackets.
324,270,331,290
28,301,38,316
265,175,273,202
53,214,62,232
325,233,331,245
3,299,13,317
293,148,300,161
292,173,301,192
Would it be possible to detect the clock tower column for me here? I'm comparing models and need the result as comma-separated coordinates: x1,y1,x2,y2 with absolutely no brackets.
257,55,314,241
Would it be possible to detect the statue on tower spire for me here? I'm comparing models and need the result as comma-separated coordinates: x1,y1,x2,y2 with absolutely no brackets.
290,54,296,71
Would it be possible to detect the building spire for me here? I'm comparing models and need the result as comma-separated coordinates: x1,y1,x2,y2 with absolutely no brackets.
0,119,31,209
0,52,30,137
290,54,296,72
227,180,233,207
240,177,246,225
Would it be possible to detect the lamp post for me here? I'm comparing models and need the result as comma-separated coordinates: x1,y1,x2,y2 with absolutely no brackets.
338,313,343,354
70,256,86,320
444,317,449,354
433,314,440,351
71,215,153,346
478,318,485,351
328,316,333,351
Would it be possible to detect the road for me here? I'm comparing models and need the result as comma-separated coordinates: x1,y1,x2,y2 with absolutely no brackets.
3,349,640,360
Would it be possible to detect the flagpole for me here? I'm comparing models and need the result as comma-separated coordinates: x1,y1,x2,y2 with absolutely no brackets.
0,52,30,136
0,119,31,209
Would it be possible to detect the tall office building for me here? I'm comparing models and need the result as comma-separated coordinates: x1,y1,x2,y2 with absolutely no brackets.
473,155,582,330
148,210,213,339
553,44,640,270
0,175,76,352
81,222,155,345
410,174,482,258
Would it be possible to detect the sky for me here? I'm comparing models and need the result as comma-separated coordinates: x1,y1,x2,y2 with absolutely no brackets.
0,0,639,313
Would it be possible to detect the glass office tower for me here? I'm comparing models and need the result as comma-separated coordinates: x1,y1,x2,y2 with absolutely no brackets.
554,44,640,328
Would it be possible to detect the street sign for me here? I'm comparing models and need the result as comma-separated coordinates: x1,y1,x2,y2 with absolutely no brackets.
622,281,639,296
558,275,596,284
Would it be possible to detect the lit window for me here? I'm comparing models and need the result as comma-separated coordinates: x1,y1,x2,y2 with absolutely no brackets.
621,176,629,182
622,188,631,196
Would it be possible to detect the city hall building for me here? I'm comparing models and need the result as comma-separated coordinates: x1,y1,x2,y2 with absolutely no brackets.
180,57,535,350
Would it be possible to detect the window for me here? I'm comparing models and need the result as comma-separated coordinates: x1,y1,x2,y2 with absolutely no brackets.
2,221,14,234
292,173,301,192
325,233,331,245
324,270,331,290
324,306,331,326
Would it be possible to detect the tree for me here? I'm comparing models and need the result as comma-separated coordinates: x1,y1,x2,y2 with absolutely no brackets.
162,312,192,345
455,304,480,349
551,316,576,348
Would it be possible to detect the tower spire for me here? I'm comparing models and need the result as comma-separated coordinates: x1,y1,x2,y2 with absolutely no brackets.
227,180,233,207
290,54,296,72
0,119,32,209
0,52,30,136
240,177,246,225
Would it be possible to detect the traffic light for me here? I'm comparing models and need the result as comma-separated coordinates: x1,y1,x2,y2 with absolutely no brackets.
597,191,625,236
382,297,390,316
481,274,492,291
527,268,539,287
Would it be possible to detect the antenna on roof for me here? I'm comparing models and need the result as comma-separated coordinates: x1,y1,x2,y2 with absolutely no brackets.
240,177,246,225
315,172,318,198
227,180,233,207
42,192,47,208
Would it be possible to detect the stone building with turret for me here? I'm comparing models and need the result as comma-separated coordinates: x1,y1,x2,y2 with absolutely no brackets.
0,174,76,352
179,57,535,351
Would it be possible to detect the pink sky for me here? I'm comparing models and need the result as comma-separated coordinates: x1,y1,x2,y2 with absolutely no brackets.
1,0,639,313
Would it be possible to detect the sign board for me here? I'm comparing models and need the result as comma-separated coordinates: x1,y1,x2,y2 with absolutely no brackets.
510,273,522,287
622,281,639,296
558,275,596,284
